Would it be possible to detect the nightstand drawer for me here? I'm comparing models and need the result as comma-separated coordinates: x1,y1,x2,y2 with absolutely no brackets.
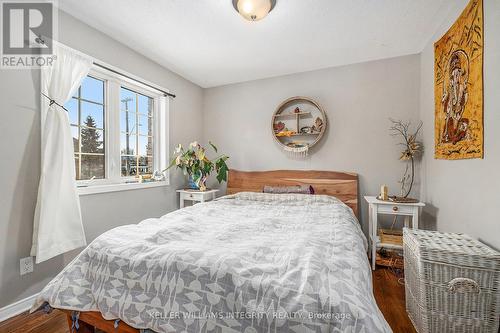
177,189,219,208
377,204,414,215
185,192,202,200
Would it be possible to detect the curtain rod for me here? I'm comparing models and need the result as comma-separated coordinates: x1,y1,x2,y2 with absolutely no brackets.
93,62,176,98
34,36,176,99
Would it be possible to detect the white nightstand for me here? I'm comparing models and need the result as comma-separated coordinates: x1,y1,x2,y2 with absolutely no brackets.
364,196,425,270
177,189,219,208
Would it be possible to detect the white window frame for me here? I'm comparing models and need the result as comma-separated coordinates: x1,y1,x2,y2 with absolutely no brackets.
41,64,170,195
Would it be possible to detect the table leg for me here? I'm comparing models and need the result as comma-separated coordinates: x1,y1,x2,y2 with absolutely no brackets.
368,204,373,256
180,197,185,208
413,208,419,229
372,205,377,270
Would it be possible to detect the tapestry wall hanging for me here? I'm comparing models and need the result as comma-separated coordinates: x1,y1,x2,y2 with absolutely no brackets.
434,0,483,160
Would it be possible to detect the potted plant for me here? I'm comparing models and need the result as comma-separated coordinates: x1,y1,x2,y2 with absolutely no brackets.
166,141,229,191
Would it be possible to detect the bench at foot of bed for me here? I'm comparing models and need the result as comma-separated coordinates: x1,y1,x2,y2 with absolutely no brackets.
61,309,140,333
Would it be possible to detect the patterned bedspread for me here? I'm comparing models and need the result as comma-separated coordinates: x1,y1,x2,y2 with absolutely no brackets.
33,192,391,333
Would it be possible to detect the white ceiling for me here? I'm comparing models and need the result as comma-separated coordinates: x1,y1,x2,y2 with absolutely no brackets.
59,0,454,88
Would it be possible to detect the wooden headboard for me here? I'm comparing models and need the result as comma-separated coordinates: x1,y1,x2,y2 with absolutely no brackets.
227,170,359,217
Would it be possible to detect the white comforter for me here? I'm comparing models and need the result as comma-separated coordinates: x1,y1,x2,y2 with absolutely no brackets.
33,192,391,333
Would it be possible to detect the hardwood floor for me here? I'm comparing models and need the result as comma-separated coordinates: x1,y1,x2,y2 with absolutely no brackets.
0,308,69,333
0,268,416,333
373,267,417,333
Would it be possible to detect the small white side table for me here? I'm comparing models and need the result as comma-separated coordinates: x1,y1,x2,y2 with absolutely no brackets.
364,196,425,270
177,189,219,208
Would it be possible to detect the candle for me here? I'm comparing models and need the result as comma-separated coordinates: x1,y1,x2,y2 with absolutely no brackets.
380,185,388,200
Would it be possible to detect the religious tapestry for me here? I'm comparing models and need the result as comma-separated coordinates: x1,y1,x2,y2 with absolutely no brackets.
434,0,483,159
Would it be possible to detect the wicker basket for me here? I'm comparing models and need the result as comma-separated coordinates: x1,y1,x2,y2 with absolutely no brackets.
403,228,500,333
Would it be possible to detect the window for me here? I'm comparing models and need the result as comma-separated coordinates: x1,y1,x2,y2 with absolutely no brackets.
68,76,106,180
63,66,169,193
120,87,154,176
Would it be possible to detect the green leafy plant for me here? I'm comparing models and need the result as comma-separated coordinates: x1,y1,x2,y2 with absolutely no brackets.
165,141,229,191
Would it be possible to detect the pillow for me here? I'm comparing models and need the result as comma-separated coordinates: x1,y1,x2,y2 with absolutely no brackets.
263,185,315,194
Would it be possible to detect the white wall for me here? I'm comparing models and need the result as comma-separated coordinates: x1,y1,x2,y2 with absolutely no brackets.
419,0,500,249
203,55,421,233
0,10,204,308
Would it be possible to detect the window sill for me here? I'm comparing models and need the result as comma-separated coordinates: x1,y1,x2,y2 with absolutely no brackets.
77,180,169,196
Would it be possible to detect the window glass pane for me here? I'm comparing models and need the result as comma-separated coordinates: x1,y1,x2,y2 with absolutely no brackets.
81,102,104,129
121,156,136,177
80,76,104,104
138,156,153,175
81,128,104,154
120,88,136,112
120,133,136,155
137,114,152,136
66,98,78,125
138,135,153,156
71,125,79,153
120,111,136,134
80,154,105,180
70,74,107,181
138,94,153,116
120,87,156,179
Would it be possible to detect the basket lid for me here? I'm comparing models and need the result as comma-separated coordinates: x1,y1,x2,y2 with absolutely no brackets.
403,228,500,269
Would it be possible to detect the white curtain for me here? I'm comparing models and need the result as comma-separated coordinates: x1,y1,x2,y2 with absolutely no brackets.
31,43,93,263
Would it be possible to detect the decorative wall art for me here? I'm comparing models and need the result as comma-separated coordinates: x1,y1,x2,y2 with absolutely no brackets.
434,0,483,160
272,96,327,158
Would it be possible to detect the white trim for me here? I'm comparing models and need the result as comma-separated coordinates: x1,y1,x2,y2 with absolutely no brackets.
158,96,169,173
77,180,169,196
0,293,39,322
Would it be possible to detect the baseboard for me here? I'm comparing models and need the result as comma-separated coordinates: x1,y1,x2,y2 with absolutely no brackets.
0,293,39,322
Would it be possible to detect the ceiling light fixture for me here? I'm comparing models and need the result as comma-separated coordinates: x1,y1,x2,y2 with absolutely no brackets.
232,0,276,21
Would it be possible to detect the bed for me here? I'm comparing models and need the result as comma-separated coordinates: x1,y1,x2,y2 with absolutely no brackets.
32,170,391,333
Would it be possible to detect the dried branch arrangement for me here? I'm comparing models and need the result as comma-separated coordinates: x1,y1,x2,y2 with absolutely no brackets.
389,119,423,198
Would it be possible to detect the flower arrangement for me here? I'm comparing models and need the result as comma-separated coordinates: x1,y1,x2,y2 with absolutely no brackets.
166,141,229,191
389,119,423,198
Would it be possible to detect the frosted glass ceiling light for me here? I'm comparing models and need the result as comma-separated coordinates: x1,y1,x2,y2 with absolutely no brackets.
232,0,276,21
